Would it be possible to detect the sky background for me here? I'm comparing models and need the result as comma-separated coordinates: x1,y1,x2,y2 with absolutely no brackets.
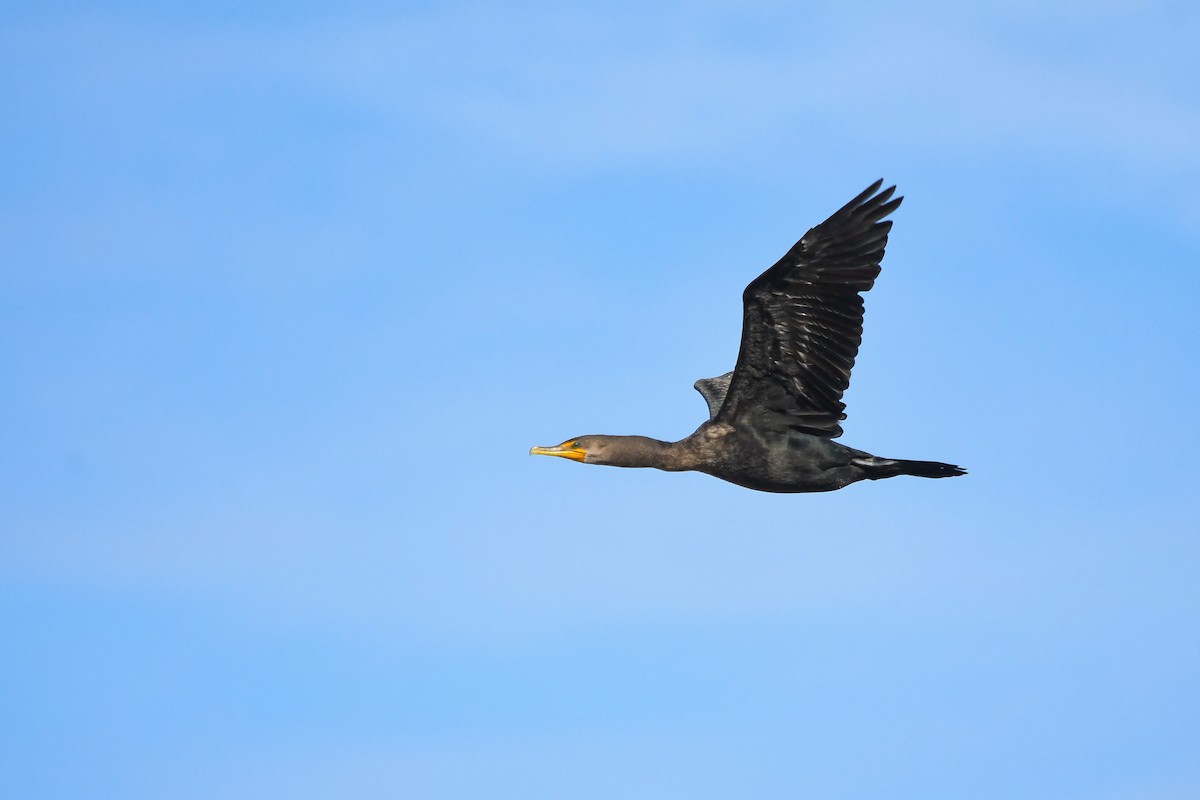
3,1,1199,798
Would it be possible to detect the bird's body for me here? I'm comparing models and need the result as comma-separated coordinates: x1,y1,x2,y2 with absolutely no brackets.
573,425,871,493
531,181,965,493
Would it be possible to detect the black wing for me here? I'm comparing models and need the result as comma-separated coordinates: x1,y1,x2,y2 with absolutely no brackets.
714,180,901,438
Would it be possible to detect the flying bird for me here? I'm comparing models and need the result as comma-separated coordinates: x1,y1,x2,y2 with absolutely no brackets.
530,181,965,493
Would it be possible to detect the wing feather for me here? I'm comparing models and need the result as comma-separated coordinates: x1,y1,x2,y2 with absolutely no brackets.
713,181,902,437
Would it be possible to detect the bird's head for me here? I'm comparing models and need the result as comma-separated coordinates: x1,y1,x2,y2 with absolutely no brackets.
529,436,599,464
529,435,669,468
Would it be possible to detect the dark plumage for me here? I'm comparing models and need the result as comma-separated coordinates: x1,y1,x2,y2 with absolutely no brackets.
530,181,966,493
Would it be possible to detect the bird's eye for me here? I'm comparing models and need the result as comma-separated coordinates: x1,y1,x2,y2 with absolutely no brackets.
572,442,581,448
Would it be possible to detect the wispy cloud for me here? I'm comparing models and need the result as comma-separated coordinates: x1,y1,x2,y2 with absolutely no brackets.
10,3,1197,173
345,4,1200,172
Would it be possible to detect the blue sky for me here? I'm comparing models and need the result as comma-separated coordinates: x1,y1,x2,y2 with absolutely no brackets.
3,1,1199,798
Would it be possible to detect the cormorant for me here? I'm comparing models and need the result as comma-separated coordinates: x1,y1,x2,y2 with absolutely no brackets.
530,181,965,493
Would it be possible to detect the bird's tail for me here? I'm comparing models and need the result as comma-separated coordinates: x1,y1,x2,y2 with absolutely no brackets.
852,456,967,480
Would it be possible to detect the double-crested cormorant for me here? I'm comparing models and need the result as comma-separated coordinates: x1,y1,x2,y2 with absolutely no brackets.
530,181,965,493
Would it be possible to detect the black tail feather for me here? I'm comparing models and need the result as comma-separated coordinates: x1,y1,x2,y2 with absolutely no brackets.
853,456,967,480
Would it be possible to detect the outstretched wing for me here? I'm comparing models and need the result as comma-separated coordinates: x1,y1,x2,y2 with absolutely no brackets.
713,180,901,438
694,371,733,419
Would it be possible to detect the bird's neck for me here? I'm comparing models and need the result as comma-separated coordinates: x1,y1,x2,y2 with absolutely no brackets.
598,435,693,471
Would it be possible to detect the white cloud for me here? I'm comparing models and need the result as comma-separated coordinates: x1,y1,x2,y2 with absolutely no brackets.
14,3,1195,172
307,3,1200,172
